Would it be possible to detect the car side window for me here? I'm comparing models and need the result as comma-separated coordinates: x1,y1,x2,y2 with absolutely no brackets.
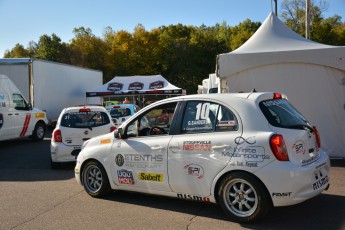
215,105,238,131
181,101,238,134
125,102,178,138
12,93,28,110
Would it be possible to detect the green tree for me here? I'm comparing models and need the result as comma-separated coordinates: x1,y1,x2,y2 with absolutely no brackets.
34,34,66,62
70,27,108,72
3,44,30,58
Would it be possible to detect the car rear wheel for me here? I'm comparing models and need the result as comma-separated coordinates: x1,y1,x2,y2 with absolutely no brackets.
82,161,111,197
217,172,271,223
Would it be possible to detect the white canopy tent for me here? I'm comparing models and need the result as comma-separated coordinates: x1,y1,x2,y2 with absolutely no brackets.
216,12,345,158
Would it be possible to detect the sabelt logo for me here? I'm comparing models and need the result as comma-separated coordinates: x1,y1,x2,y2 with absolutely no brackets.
138,172,164,182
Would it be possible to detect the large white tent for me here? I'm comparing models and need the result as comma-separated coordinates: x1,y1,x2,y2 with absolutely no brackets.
216,12,345,158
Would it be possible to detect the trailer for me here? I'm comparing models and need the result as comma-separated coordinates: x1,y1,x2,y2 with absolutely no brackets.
0,58,103,125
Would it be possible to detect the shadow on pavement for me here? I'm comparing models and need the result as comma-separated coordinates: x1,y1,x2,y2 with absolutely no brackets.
101,190,345,229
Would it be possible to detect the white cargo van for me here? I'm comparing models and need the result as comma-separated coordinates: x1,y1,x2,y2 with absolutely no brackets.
0,74,48,141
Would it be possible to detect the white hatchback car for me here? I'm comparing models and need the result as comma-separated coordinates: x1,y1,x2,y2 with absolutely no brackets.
75,92,330,223
51,106,116,168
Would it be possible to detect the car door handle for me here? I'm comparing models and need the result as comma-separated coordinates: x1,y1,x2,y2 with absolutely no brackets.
212,145,230,150
150,146,165,151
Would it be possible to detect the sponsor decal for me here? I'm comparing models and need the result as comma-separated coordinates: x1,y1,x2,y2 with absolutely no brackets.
0,94,5,100
124,153,163,170
0,113,3,129
74,168,80,173
184,163,204,179
115,154,124,167
301,153,319,165
316,162,326,170
216,120,236,127
100,138,111,144
35,112,45,118
107,82,123,91
117,169,135,185
312,175,329,190
149,81,164,89
177,193,210,202
234,136,256,145
19,114,31,137
183,141,211,151
272,192,292,198
128,82,144,90
138,172,164,182
293,140,306,154
222,147,268,162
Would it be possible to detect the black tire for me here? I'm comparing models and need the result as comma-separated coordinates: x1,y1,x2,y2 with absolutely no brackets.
217,172,272,223
81,161,111,197
32,122,46,141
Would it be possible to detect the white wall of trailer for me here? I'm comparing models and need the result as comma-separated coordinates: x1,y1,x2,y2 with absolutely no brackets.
0,59,103,123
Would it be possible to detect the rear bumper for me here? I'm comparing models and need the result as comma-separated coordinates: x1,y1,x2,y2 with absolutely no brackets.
50,142,81,163
256,151,330,207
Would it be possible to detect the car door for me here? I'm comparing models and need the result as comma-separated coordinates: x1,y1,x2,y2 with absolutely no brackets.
110,102,178,192
11,93,32,138
167,100,242,196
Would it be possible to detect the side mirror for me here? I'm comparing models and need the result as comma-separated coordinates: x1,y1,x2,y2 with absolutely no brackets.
27,102,33,110
115,127,126,139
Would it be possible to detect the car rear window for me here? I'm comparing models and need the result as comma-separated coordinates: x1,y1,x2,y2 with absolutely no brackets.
61,111,110,128
110,108,131,118
259,99,311,129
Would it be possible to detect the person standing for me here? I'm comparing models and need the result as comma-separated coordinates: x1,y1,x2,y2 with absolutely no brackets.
123,97,130,104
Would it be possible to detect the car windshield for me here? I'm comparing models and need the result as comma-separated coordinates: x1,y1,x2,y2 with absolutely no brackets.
259,99,312,130
110,108,131,118
60,111,110,128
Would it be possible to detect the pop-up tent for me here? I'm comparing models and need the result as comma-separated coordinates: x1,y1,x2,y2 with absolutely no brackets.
216,12,345,158
87,75,185,97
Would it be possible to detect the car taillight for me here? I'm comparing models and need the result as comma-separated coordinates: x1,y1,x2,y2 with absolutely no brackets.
270,134,289,161
79,108,91,112
110,126,116,132
273,93,282,99
53,129,62,142
313,126,321,149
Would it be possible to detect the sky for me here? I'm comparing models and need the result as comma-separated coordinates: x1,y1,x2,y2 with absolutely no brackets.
0,0,344,57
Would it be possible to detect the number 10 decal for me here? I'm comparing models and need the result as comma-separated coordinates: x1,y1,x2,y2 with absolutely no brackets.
195,103,210,120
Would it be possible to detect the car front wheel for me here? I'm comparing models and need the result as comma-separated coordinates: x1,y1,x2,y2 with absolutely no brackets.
217,172,271,223
82,161,111,197
32,122,46,141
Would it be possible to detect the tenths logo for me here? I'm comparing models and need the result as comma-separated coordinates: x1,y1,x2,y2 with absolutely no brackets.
138,172,164,182
115,154,124,167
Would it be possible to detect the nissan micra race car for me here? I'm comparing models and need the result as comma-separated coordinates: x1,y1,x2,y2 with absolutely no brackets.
75,92,330,223
51,106,116,168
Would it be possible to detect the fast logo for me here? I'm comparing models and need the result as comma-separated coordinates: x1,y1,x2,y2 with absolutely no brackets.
138,172,164,182
117,169,135,185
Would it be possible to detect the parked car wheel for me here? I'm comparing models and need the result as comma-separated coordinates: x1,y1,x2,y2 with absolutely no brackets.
217,172,272,223
32,122,46,141
82,161,111,197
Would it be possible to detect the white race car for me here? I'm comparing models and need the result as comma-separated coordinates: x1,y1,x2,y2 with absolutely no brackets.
75,92,330,223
